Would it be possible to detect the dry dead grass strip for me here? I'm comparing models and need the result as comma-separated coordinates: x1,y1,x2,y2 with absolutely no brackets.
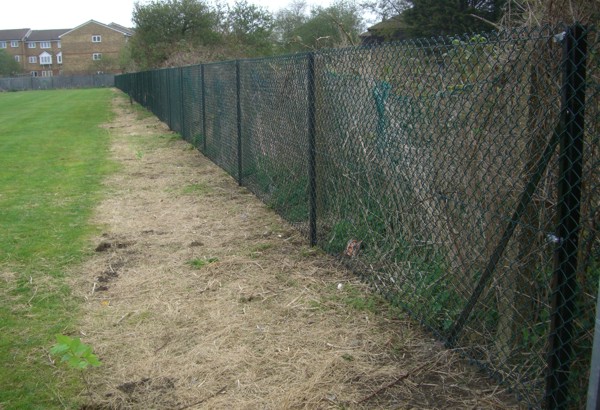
69,91,521,409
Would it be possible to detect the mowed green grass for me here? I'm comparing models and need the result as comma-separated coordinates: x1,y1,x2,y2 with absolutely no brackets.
0,89,115,408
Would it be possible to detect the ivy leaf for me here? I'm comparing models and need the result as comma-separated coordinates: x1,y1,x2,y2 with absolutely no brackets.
73,341,90,357
87,354,102,367
49,343,70,356
49,334,102,370
68,355,86,369
55,334,73,345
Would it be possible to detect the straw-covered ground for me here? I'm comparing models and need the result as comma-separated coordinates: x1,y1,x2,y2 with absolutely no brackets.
70,91,520,409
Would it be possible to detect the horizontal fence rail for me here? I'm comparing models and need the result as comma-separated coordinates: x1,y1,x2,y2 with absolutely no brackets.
0,74,115,91
116,24,599,408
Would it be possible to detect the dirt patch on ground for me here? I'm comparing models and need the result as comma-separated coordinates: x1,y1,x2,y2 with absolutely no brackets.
70,91,520,409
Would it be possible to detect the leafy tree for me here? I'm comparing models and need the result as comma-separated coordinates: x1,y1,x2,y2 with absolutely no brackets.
0,49,21,77
89,55,119,74
118,43,138,73
361,0,413,20
363,0,505,42
403,0,505,38
273,1,307,40
225,1,275,57
131,0,220,68
275,0,364,53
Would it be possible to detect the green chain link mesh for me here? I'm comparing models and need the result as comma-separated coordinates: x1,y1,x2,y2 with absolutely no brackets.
115,24,599,408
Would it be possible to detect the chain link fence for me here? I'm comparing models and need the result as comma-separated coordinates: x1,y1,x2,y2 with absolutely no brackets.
116,24,599,408
0,74,114,91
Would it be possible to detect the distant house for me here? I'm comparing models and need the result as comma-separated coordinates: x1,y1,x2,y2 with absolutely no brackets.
0,20,133,77
360,15,409,45
25,29,70,77
60,20,133,75
0,28,31,72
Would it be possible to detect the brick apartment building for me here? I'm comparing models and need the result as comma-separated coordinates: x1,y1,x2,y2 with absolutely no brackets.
0,20,133,76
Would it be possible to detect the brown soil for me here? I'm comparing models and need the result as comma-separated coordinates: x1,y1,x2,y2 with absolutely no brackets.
70,91,520,409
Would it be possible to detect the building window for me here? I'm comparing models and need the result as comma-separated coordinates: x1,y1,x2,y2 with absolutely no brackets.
40,42,51,49
0,42,6,48
11,40,18,47
40,53,52,65
31,71,38,77
41,70,53,77
14,55,20,62
29,56,37,63
92,53,102,60
57,52,62,64
57,41,61,48
92,35,101,43
28,42,36,48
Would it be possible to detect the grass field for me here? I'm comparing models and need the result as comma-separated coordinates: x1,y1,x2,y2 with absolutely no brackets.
0,88,115,408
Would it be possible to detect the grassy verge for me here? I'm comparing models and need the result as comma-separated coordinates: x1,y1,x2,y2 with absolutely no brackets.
0,89,115,409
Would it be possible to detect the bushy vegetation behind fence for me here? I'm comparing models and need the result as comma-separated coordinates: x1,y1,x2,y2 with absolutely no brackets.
116,24,599,408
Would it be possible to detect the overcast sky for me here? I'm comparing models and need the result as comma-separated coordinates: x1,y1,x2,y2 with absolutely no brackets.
0,0,337,30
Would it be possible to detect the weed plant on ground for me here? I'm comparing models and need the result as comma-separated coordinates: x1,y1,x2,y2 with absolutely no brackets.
0,89,114,409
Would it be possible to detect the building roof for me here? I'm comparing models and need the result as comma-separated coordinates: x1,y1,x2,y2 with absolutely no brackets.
0,28,31,41
60,20,134,38
27,29,70,41
366,15,407,32
0,20,134,43
109,23,135,36
360,14,409,43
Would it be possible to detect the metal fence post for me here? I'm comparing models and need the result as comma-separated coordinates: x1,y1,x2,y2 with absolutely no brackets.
167,69,173,129
587,276,600,410
148,71,152,108
546,24,587,409
172,72,176,128
180,67,185,138
307,52,317,247
236,60,242,186
157,72,161,119
201,64,207,153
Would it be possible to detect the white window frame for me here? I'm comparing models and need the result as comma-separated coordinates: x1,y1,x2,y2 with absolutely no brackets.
92,35,101,43
14,55,20,62
40,41,51,49
11,40,18,47
28,56,37,63
57,41,61,48
0,41,6,48
41,70,53,77
31,71,38,77
39,52,52,65
57,52,62,64
92,53,102,61
28,42,36,48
